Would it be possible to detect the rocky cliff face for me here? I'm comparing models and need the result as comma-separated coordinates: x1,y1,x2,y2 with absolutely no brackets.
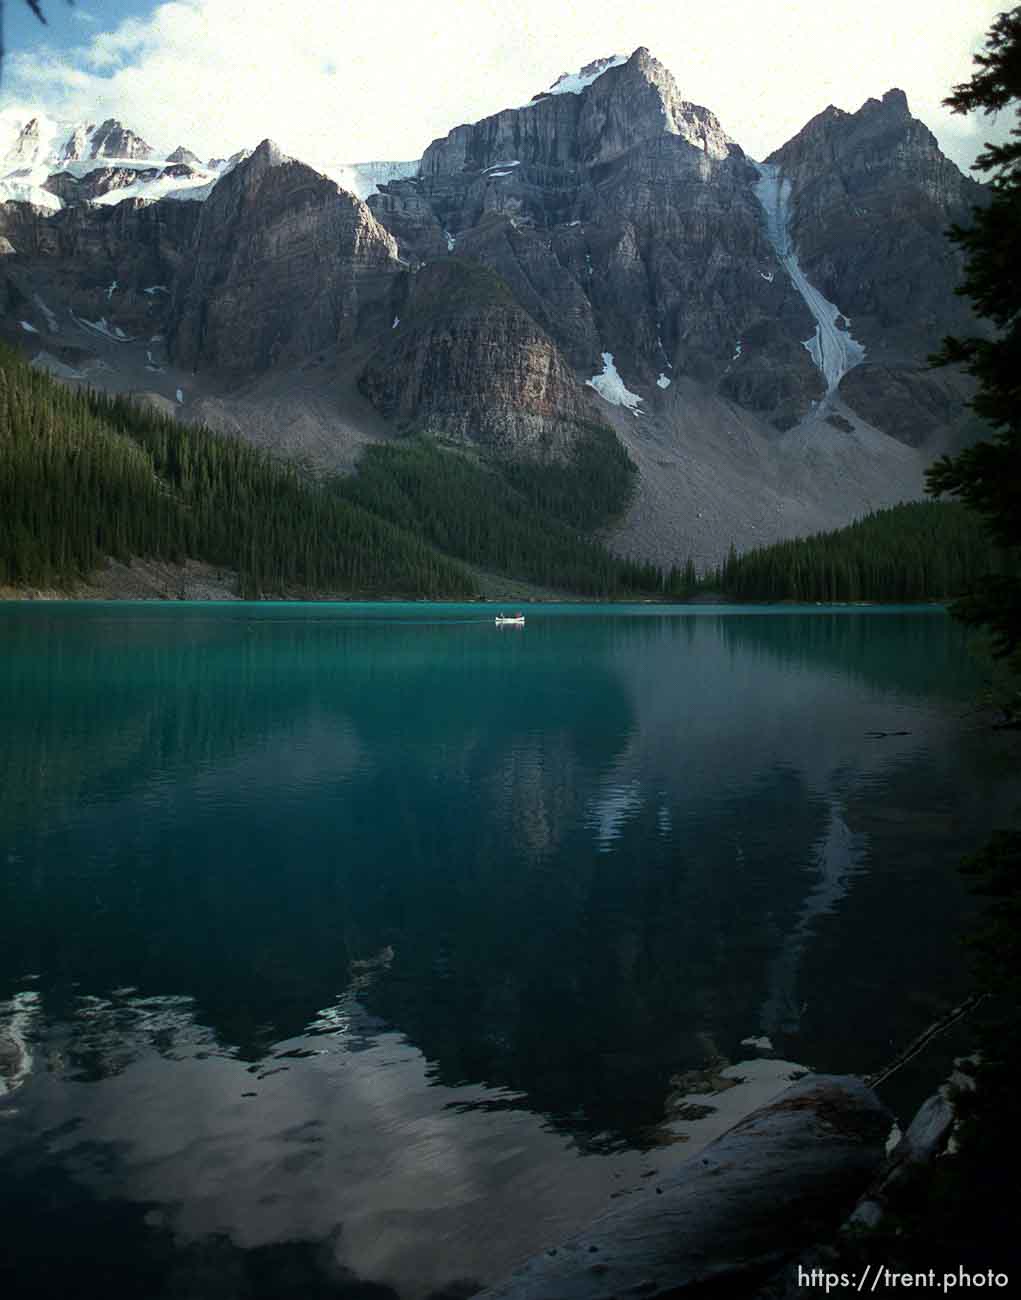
763,89,985,434
359,258,593,455
0,49,991,562
370,49,827,431
362,57,982,443
768,90,981,345
0,196,199,340
169,141,402,372
53,119,155,163
43,163,198,205
86,120,154,162
167,146,202,167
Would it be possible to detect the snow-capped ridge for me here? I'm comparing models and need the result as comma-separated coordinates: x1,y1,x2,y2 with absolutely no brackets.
249,138,292,167
0,108,217,210
543,54,628,98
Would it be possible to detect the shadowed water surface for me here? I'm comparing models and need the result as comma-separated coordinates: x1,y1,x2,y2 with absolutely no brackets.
0,603,1016,1298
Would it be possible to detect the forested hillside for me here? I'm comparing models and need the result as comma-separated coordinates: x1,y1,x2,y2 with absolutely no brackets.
2,348,1007,605
0,349,475,598
334,436,661,597
714,501,1004,602
0,350,661,599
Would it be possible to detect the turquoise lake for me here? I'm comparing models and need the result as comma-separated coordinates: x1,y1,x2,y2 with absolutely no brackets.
0,603,1017,1299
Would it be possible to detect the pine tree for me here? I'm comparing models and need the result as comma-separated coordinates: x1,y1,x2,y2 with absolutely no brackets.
927,5,1021,680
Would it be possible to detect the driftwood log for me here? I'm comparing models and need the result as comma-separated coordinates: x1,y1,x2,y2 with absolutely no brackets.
475,1074,890,1299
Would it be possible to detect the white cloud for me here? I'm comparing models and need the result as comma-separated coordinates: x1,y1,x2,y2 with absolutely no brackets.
0,0,1010,172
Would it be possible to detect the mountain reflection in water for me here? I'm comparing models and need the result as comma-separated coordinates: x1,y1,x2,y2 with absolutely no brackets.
0,603,1016,1298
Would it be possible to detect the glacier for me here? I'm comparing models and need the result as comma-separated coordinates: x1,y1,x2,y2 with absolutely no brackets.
752,161,865,394
323,159,420,201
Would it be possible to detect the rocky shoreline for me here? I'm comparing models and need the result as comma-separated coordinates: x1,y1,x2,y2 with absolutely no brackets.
475,1061,983,1299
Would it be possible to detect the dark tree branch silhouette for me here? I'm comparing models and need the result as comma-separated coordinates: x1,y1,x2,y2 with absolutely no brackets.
1,2,75,78
928,5,1021,675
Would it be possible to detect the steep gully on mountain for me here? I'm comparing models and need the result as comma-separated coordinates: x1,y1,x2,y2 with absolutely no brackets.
752,160,866,398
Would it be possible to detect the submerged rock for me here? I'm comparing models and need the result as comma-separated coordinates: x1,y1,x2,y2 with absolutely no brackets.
476,1074,889,1298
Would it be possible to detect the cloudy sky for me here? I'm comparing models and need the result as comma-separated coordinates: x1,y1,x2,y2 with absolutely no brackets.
1,0,1008,172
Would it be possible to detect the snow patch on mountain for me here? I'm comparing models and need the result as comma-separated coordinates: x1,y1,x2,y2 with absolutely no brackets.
587,352,643,414
33,297,57,332
0,178,61,209
72,313,134,342
752,161,866,393
544,55,627,97
92,169,220,206
55,157,163,180
324,159,419,200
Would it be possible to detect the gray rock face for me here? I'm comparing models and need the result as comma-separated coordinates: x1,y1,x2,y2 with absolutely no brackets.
370,47,823,432
359,258,594,456
44,165,198,205
0,195,199,339
167,146,202,167
419,48,733,181
58,123,94,162
765,88,986,436
365,177,448,260
838,362,974,449
88,119,154,161
169,140,401,372
361,60,983,444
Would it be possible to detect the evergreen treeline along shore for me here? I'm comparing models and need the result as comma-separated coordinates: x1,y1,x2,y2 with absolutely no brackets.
334,436,662,597
0,348,476,598
0,345,1004,603
0,347,660,599
713,501,1004,603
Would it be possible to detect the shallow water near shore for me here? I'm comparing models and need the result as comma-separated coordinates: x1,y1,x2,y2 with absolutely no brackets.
0,603,1016,1298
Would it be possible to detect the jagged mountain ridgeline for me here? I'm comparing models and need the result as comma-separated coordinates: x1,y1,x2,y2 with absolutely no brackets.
0,49,988,571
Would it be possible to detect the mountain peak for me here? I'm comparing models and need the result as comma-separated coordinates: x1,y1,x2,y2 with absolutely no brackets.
857,88,911,120
167,145,202,167
881,87,910,113
542,53,628,98
89,118,153,161
250,138,288,164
